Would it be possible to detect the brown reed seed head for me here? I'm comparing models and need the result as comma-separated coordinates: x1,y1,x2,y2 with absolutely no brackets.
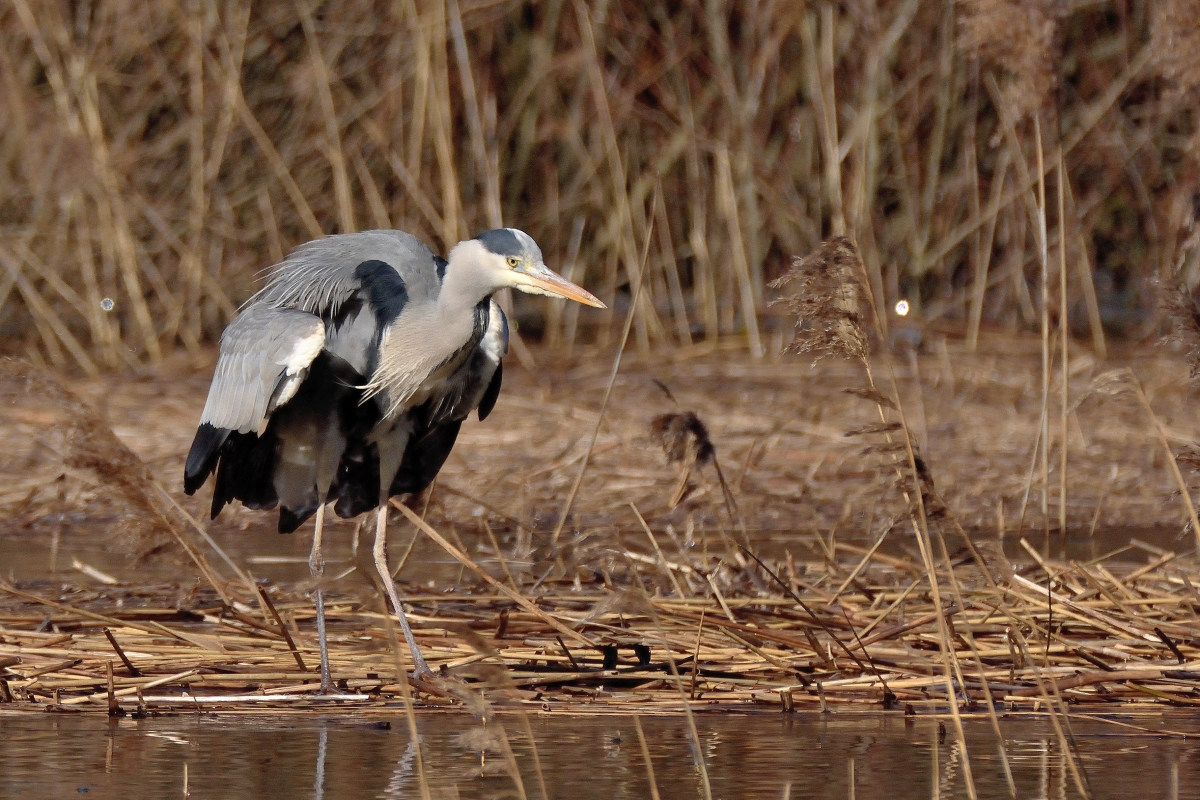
957,0,1057,121
769,236,869,363
1161,284,1200,380
1152,0,1200,98
650,411,715,469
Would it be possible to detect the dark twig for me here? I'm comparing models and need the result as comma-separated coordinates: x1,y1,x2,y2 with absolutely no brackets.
257,585,308,671
103,628,142,677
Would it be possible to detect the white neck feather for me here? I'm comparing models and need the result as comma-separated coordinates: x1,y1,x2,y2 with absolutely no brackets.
442,239,501,314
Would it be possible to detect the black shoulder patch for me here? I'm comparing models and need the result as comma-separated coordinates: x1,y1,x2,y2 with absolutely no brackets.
354,260,408,327
434,254,449,281
475,229,522,257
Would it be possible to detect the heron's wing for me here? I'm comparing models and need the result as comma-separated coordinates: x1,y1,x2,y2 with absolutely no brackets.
249,230,442,381
197,304,326,434
252,230,440,317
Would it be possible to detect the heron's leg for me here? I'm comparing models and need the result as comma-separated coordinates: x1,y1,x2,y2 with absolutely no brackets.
372,504,433,678
309,502,336,693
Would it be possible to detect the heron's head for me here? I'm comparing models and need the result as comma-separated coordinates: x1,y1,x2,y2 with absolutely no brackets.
454,228,605,308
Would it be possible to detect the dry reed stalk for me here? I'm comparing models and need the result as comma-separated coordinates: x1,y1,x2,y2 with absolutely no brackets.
1057,150,1069,537
549,208,655,543
296,2,355,235
392,501,591,648
630,503,687,599
1032,118,1054,534
0,1,1185,368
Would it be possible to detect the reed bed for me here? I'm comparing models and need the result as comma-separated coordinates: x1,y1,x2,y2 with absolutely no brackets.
2,332,1200,717
1,1,1198,369
1,525,1198,714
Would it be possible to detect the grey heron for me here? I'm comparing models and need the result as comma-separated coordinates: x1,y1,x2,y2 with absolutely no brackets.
183,228,604,691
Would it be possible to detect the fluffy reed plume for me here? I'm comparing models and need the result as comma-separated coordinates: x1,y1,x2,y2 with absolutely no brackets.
846,425,946,521
1175,444,1200,475
1151,0,1200,97
774,238,948,524
957,0,1058,119
650,411,715,507
1162,283,1200,379
903,454,947,521
769,236,869,364
651,411,715,469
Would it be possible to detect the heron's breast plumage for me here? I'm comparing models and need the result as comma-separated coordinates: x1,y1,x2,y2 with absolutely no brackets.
364,296,481,419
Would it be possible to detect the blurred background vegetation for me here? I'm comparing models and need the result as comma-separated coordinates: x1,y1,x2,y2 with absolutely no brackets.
0,0,1197,374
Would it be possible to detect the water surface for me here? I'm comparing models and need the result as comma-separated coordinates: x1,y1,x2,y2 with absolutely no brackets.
1,710,1195,799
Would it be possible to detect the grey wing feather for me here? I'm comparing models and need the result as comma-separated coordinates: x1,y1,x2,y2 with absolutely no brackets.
253,229,442,313
199,304,326,434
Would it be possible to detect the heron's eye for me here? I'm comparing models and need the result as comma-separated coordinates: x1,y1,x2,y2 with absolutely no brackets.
506,257,519,268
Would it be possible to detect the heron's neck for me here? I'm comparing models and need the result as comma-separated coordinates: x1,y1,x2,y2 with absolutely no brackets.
440,239,500,316
366,279,481,417
362,240,500,417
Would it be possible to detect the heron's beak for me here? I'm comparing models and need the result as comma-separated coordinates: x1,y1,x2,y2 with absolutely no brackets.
515,263,606,308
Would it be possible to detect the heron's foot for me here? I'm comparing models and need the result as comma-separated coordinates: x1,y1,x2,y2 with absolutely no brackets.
410,664,436,682
404,643,434,682
314,655,341,695
314,674,365,697
406,665,468,700
407,662,438,693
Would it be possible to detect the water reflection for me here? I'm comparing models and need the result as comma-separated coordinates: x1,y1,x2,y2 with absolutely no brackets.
313,723,327,800
376,738,420,799
1,711,1196,799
